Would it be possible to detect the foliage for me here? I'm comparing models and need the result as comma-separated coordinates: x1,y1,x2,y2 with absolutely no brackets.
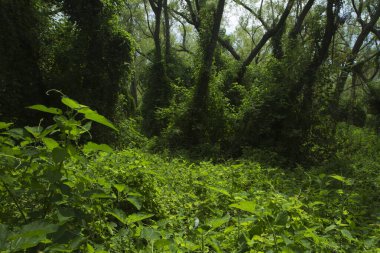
0,0,135,141
0,0,48,124
1,98,379,252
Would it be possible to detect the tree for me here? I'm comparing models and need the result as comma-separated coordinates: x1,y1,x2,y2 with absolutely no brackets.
141,0,172,137
0,0,48,124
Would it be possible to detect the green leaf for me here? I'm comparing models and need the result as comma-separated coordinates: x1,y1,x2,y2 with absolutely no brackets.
108,209,128,224
84,112,118,132
281,234,293,246
52,147,68,163
40,124,58,138
207,238,223,253
183,241,200,251
90,193,114,199
230,201,256,214
127,196,142,210
27,105,62,115
341,229,354,241
87,243,95,253
329,175,350,184
0,122,13,130
126,213,154,224
61,97,85,110
155,239,172,249
141,227,160,241
83,142,113,154
8,221,58,251
24,126,43,138
206,214,230,230
42,137,59,150
57,209,73,225
113,184,126,193
275,211,288,225
205,185,231,197
324,224,336,233
5,129,27,141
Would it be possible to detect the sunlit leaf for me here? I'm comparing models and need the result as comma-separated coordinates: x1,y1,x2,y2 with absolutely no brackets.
83,142,113,153
61,97,85,110
42,137,59,150
87,243,95,253
126,213,154,224
27,104,62,115
0,122,13,130
113,184,126,193
206,214,230,229
230,201,256,214
24,126,43,138
205,185,231,197
329,175,351,185
84,112,118,132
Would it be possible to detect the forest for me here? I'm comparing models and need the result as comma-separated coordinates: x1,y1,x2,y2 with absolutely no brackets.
0,0,379,252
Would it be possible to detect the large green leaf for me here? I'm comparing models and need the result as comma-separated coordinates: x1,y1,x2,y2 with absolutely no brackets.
42,137,59,150
141,227,161,241
0,122,13,130
6,128,29,138
206,214,230,230
27,105,62,115
84,112,118,132
113,184,126,193
229,201,256,214
127,196,142,210
8,221,58,251
61,97,85,110
205,185,231,197
330,175,352,185
83,142,113,153
126,213,154,224
108,209,128,224
24,126,43,138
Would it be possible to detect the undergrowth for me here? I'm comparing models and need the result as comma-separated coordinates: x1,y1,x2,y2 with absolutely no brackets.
0,97,379,252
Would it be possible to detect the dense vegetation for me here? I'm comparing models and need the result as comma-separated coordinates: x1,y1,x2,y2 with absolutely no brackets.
0,0,379,252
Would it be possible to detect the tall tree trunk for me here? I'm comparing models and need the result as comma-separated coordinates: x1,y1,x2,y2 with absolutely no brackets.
301,0,339,110
142,0,171,136
185,0,226,145
163,0,171,66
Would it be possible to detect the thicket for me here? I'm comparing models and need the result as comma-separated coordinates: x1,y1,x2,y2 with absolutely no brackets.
1,0,380,164
1,0,380,251
0,97,379,252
